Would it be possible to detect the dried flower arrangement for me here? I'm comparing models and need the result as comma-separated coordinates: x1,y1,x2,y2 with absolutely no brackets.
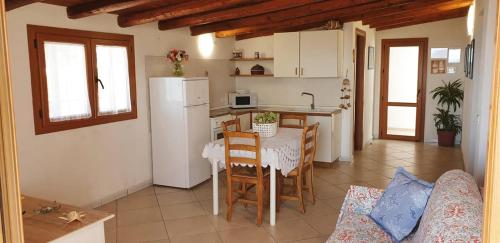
166,49,189,76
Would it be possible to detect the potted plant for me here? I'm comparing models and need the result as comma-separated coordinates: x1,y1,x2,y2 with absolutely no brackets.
252,112,278,137
166,49,188,76
430,79,464,146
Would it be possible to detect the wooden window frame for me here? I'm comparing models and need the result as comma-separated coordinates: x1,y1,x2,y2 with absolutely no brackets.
27,25,137,135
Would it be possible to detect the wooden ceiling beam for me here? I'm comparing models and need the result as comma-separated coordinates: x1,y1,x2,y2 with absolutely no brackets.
215,13,339,38
373,7,469,30
341,0,459,22
235,21,327,40
158,0,321,31
212,0,422,38
189,0,392,36
67,0,158,19
117,0,258,28
362,0,472,25
5,0,41,11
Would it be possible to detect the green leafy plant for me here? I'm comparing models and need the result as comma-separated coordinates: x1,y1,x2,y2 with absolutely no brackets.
430,79,464,133
254,112,278,124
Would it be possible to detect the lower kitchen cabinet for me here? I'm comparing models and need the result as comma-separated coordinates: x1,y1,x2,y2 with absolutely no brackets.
235,112,252,131
308,113,341,163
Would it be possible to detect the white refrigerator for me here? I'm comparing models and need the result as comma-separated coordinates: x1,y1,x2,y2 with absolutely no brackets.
149,77,211,188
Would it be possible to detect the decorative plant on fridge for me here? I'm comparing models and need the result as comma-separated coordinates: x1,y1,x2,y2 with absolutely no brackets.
430,79,463,146
166,49,188,76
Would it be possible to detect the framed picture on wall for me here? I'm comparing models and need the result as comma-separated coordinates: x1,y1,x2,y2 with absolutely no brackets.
368,46,375,70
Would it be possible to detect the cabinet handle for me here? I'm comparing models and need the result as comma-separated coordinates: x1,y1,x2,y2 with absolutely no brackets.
295,67,298,75
301,68,304,76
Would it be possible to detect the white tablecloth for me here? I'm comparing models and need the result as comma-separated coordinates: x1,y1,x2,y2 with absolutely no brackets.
202,128,302,175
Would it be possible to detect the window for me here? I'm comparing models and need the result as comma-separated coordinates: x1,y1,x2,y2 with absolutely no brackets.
28,25,137,134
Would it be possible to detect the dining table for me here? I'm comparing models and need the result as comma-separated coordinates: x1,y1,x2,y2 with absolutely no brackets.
202,127,303,226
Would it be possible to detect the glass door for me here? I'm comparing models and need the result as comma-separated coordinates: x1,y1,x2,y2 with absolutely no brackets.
380,38,428,141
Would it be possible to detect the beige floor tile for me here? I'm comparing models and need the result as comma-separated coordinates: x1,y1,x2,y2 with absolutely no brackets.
161,202,207,220
300,199,338,216
117,195,158,212
264,218,320,242
117,222,168,243
303,212,339,235
154,185,185,195
314,185,348,199
128,186,156,197
117,207,163,226
218,227,276,243
165,215,216,238
157,191,197,206
323,197,345,211
169,232,222,243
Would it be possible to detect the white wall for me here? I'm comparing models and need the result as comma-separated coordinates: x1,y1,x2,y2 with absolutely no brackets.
462,0,498,185
6,3,234,207
374,18,468,143
234,22,377,160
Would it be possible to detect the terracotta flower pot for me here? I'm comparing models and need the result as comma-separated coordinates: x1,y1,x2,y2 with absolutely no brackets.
437,130,456,147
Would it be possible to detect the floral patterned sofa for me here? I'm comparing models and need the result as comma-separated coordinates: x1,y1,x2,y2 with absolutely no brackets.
327,170,483,242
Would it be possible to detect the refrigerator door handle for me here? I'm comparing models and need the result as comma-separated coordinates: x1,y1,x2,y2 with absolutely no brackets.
186,103,209,108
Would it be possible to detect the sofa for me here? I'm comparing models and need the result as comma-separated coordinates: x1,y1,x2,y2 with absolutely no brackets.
327,170,483,242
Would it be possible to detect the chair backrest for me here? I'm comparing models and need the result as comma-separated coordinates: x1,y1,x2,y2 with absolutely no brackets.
222,118,241,132
223,131,263,179
299,123,319,171
279,113,307,128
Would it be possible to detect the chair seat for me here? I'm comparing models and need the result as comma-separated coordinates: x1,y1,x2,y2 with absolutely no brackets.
232,166,270,179
285,163,311,177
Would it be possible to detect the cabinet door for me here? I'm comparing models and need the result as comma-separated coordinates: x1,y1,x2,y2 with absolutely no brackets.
300,30,340,78
274,32,300,77
307,116,333,163
237,113,252,131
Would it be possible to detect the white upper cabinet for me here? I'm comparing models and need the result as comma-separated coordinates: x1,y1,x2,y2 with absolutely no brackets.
300,30,343,78
274,32,300,77
274,30,343,78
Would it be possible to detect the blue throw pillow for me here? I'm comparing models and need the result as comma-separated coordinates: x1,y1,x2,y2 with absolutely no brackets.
369,167,434,242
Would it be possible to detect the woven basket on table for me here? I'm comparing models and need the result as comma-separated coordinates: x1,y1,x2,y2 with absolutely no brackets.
252,122,277,138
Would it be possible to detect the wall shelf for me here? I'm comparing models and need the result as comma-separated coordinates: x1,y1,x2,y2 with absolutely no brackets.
230,58,274,61
230,74,274,77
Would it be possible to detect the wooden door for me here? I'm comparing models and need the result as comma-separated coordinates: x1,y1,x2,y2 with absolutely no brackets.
273,32,299,77
380,38,428,141
299,30,340,77
354,29,366,150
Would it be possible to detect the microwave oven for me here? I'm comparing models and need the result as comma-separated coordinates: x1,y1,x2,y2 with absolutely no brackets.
229,92,258,108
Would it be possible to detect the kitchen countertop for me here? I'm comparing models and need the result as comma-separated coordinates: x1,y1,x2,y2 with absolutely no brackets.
210,106,342,118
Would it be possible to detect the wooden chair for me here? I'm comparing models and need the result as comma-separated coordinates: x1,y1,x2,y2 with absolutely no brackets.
277,122,319,213
279,113,307,128
222,118,241,132
223,131,270,225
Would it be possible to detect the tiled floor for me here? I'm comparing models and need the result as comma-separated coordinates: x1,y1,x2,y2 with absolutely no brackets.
99,139,464,243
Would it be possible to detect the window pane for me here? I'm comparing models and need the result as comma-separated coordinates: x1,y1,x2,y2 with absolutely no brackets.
388,46,419,103
44,41,92,122
96,45,131,116
387,106,416,136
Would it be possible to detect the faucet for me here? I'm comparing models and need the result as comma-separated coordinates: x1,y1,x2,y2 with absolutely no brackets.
301,92,315,110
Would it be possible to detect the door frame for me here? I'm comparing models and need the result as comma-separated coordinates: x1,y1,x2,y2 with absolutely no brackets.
483,5,500,241
379,38,428,142
0,1,25,242
354,29,366,150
